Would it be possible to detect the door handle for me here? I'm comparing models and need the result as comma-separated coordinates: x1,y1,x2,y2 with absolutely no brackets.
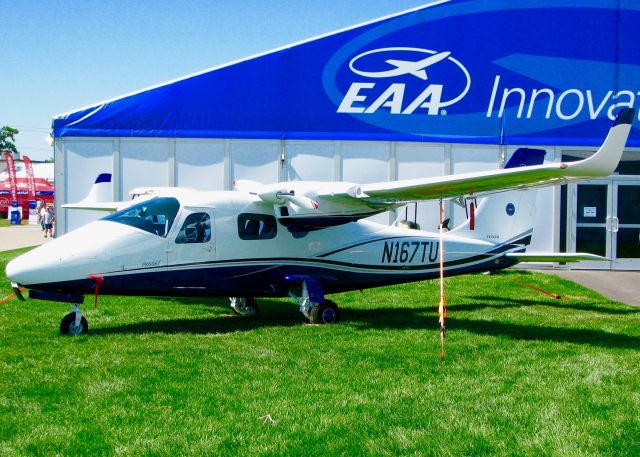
611,216,619,233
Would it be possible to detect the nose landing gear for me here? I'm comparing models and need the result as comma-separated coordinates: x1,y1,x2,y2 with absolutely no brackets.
60,305,88,335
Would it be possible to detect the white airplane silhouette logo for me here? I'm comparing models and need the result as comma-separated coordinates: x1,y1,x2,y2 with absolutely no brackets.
349,47,452,80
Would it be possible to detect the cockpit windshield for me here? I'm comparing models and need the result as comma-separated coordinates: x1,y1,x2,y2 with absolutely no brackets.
103,197,180,237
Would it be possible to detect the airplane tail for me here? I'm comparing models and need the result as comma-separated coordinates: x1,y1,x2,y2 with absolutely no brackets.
450,148,545,246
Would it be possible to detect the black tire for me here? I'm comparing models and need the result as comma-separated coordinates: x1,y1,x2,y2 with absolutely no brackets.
230,297,258,316
309,299,340,324
60,312,88,335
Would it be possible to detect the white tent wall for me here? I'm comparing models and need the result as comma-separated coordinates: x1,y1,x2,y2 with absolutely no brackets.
396,142,446,233
55,138,114,231
54,136,558,254
120,140,170,194
230,141,281,185
175,140,226,191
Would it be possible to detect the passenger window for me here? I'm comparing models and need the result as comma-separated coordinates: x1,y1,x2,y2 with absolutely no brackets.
238,213,277,240
175,213,211,244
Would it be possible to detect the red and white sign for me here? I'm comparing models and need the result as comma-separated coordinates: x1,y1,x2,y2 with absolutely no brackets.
3,153,18,207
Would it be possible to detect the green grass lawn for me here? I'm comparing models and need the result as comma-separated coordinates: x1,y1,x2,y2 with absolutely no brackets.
1,248,639,456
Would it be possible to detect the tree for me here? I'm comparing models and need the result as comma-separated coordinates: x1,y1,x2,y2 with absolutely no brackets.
0,126,19,154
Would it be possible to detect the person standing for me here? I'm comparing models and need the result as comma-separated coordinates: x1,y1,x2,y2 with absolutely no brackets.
44,205,54,238
38,203,46,231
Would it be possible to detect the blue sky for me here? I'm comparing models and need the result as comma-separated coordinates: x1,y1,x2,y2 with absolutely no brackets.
0,0,432,160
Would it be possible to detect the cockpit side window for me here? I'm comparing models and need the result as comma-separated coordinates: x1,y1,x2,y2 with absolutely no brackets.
237,213,277,240
175,213,211,244
103,197,180,237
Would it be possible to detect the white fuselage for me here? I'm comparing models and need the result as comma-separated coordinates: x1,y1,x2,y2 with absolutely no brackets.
6,191,526,297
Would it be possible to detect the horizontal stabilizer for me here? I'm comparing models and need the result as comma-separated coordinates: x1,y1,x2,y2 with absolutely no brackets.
505,252,608,262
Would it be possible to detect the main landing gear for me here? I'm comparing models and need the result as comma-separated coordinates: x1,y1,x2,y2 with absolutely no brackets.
228,279,341,324
60,305,88,335
289,279,340,325
229,296,257,316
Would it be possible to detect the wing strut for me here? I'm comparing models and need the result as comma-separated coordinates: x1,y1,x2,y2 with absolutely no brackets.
438,198,447,360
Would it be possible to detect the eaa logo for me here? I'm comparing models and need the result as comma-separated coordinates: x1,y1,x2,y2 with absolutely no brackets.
337,47,471,116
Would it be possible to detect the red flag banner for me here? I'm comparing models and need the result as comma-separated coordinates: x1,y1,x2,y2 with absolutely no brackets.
23,155,37,202
3,153,18,207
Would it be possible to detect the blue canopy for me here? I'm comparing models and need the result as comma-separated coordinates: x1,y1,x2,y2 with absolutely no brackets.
53,0,640,147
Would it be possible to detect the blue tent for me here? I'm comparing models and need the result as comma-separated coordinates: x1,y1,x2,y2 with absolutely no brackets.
53,0,640,147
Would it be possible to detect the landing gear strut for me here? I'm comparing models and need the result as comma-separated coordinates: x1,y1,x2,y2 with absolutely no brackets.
289,279,340,324
60,305,88,335
229,296,257,316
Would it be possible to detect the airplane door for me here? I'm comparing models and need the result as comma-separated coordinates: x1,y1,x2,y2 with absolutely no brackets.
167,207,215,267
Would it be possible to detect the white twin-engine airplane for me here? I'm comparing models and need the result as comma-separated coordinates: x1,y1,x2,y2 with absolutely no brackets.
5,109,635,334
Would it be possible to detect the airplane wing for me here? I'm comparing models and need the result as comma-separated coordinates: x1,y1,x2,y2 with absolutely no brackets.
505,252,607,262
65,109,634,233
319,108,634,205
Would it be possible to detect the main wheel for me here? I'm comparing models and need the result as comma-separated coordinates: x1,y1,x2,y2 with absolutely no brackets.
230,297,258,316
309,300,340,324
60,312,88,335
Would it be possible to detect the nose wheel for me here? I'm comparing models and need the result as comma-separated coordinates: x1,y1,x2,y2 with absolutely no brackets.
60,305,88,335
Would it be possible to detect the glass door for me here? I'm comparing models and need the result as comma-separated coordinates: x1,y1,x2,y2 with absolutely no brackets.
613,182,640,269
568,179,640,270
571,181,612,269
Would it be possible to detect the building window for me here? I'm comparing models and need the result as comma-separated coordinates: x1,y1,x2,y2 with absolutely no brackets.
238,213,277,240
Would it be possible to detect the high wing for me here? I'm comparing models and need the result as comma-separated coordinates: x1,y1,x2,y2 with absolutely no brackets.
320,108,634,204
65,109,634,233
233,109,635,231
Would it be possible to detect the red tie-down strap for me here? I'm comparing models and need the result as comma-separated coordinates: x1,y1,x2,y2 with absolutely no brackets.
88,274,104,308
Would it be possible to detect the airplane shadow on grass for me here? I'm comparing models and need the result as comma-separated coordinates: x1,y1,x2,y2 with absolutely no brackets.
90,296,640,350
460,295,640,316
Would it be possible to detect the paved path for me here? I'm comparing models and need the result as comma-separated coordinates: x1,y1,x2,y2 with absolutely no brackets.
532,269,640,307
0,224,51,252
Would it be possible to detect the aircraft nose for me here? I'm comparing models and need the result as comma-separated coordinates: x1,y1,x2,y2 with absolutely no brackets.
5,228,100,287
6,253,35,285
5,250,48,286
